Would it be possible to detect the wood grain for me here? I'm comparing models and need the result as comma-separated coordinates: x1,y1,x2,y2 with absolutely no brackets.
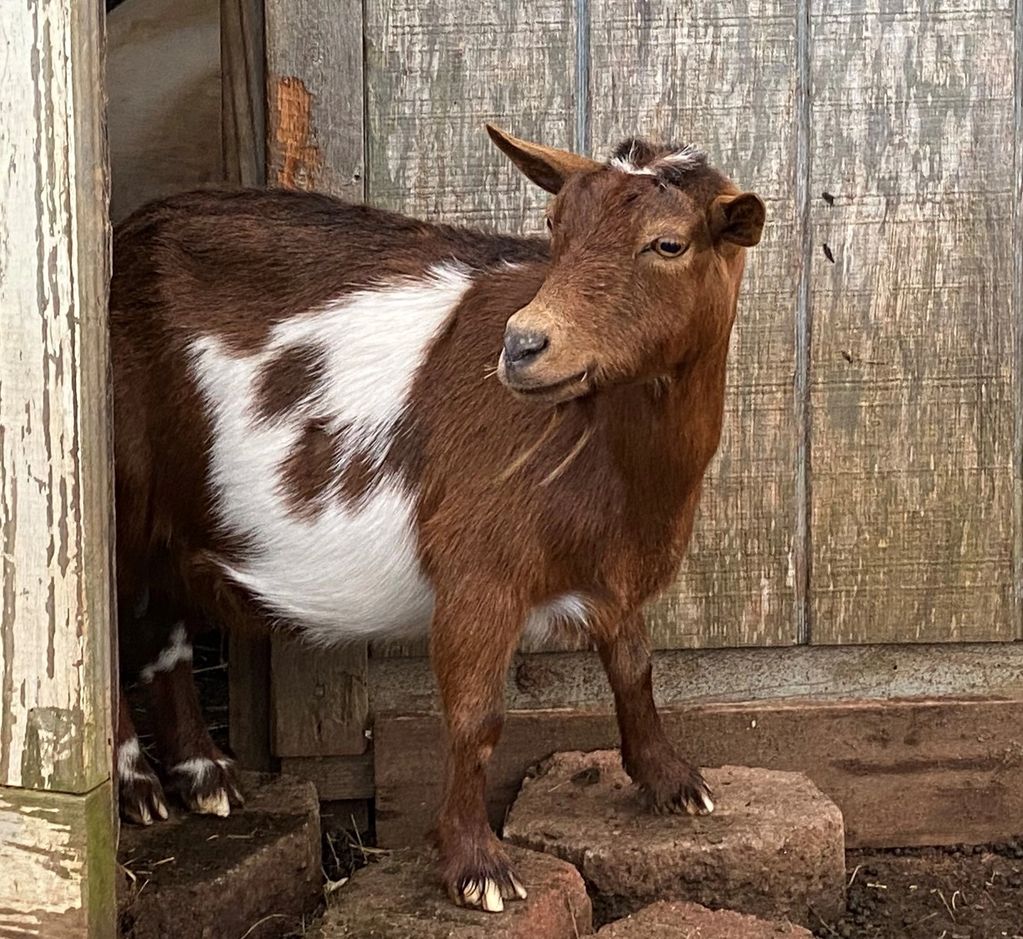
808,0,1017,642
588,0,801,649
375,698,1023,851
0,0,114,795
264,0,364,199
272,635,369,756
363,0,577,234
0,0,116,931
221,0,266,187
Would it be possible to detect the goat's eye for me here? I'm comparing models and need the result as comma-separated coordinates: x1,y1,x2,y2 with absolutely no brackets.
653,238,686,258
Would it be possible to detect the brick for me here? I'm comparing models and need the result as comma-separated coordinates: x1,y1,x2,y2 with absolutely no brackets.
596,901,813,938
117,772,321,939
505,751,845,926
311,845,592,939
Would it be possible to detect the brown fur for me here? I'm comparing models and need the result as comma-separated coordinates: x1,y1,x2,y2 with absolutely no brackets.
111,127,764,911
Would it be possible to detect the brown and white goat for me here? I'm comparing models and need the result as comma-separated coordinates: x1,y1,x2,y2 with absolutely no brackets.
111,126,764,911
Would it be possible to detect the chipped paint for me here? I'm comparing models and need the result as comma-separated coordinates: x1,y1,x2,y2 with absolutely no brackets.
273,76,323,189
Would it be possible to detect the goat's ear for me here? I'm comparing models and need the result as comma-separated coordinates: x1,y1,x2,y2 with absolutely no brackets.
486,124,601,194
709,192,766,247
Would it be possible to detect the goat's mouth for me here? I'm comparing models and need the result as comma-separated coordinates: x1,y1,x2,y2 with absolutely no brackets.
501,368,593,404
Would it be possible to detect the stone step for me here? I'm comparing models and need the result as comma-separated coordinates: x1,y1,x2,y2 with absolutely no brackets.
504,751,846,928
310,845,591,939
595,901,813,938
117,771,322,939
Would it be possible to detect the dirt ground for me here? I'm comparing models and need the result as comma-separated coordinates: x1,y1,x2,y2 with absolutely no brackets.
814,843,1023,939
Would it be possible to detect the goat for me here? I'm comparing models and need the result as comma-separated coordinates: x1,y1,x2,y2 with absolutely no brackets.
111,125,765,912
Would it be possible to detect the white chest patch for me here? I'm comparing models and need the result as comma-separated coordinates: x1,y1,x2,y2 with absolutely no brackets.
190,263,472,644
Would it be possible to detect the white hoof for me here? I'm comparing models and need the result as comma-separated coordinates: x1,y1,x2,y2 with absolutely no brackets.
195,789,231,817
509,872,528,900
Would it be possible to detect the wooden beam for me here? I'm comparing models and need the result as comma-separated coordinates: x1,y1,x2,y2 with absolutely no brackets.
375,698,1023,852
0,0,116,933
221,0,266,187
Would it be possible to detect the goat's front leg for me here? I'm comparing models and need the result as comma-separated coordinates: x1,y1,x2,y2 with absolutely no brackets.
431,590,528,913
593,612,713,816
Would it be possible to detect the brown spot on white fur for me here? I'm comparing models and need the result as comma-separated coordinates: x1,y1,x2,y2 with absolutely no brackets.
255,342,329,422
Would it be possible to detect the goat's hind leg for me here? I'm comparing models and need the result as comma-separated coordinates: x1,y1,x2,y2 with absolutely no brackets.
117,685,169,825
140,620,244,816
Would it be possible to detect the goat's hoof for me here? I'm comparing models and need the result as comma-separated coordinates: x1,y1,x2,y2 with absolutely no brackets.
442,840,528,913
167,756,244,817
640,762,714,817
119,758,170,826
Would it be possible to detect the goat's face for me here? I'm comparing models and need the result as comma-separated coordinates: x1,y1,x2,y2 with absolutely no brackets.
489,126,766,404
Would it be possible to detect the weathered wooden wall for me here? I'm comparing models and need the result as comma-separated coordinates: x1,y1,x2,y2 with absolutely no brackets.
0,0,117,934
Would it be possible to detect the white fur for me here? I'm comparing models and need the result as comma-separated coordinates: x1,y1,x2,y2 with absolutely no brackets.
190,264,473,643
139,623,192,683
523,592,590,644
117,736,146,781
610,144,706,176
171,756,218,781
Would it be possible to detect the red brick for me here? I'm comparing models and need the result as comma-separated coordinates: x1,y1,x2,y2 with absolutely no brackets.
311,845,591,939
597,901,813,938
505,751,845,926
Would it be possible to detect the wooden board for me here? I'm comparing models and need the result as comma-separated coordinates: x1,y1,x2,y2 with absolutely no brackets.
221,0,266,187
363,0,577,234
264,0,365,198
0,0,116,931
375,698,1023,851
0,0,114,796
280,754,375,801
0,783,115,938
271,636,369,757
368,641,1023,714
587,0,801,649
807,0,1017,642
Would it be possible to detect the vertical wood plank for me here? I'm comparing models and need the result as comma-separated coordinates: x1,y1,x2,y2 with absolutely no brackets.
0,0,116,932
264,0,364,198
221,0,266,187
262,0,371,755
808,0,1017,643
271,635,369,756
1014,0,1023,635
363,0,577,234
221,0,273,768
588,0,801,648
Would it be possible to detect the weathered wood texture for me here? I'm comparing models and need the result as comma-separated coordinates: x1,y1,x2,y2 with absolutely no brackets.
588,0,800,649
807,0,1018,642
0,0,116,932
221,0,266,187
364,0,577,232
0,783,115,938
1,0,114,797
272,636,369,756
375,699,1023,851
264,0,364,197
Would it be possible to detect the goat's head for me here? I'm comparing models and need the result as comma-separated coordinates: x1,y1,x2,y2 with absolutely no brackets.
488,125,766,404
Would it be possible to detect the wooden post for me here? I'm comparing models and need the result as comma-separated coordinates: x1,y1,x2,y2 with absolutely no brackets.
0,0,116,936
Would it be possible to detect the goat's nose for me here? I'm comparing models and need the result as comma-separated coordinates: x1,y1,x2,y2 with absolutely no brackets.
503,328,549,365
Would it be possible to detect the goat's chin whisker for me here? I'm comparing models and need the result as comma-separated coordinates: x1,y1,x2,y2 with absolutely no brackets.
497,409,563,483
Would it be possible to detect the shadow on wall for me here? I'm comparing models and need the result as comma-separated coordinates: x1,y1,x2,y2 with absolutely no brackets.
107,0,223,222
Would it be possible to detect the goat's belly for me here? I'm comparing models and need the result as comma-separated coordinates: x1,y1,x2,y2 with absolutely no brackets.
217,477,435,643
